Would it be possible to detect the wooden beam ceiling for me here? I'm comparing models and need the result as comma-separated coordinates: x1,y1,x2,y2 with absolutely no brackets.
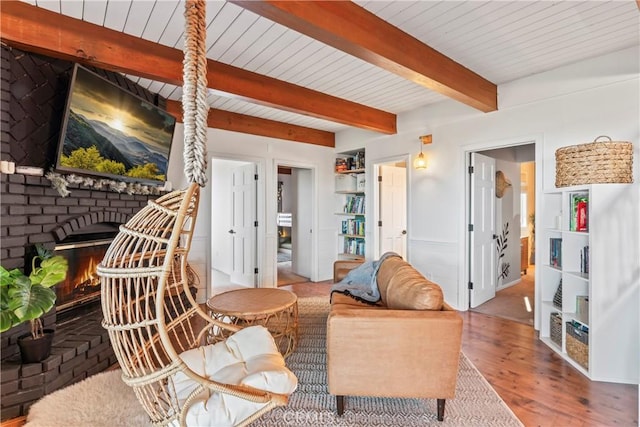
0,1,396,136
165,101,334,147
231,0,498,113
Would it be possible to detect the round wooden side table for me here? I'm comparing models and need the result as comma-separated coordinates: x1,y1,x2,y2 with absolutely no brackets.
206,288,298,358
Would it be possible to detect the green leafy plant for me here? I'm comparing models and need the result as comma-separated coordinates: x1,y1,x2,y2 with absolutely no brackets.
496,221,510,283
0,245,68,338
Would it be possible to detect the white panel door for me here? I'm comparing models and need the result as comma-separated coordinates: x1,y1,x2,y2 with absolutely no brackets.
230,164,256,286
469,153,496,308
379,165,407,259
292,169,312,278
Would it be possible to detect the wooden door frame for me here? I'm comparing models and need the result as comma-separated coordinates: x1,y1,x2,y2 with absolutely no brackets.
273,159,318,283
459,135,543,330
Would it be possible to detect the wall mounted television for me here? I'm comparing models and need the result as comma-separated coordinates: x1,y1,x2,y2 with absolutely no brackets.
55,64,176,185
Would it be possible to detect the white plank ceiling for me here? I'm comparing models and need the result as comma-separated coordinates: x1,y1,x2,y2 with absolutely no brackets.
22,0,640,133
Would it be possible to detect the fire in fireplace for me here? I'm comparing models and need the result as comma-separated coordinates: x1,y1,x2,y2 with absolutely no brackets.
53,239,112,314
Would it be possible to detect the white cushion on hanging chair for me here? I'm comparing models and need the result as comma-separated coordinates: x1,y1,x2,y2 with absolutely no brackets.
171,325,298,426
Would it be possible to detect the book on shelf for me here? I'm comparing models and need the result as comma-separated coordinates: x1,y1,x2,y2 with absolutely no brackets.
569,192,589,232
341,219,365,236
343,237,365,256
549,237,562,268
335,151,365,172
580,245,589,274
344,195,365,214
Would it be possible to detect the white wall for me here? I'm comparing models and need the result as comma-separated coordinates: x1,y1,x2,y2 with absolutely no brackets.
336,47,640,310
165,47,638,307
495,159,521,288
167,129,336,300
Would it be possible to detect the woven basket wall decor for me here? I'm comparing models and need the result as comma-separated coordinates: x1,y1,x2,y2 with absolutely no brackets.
555,136,633,187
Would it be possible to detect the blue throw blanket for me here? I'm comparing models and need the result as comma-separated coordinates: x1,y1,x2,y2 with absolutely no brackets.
331,252,401,304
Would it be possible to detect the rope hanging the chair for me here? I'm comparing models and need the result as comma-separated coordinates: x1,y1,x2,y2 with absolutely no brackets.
99,3,297,425
182,0,209,187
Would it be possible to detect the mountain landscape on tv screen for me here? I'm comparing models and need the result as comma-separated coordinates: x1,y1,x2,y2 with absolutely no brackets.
61,110,169,178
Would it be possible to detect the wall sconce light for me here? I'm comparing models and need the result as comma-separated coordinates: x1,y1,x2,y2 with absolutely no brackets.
413,134,432,170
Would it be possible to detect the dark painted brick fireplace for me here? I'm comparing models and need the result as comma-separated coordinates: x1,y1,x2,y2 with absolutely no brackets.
0,47,169,420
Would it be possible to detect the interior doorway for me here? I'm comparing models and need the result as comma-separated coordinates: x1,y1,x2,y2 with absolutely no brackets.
276,165,312,286
466,143,537,326
373,157,409,260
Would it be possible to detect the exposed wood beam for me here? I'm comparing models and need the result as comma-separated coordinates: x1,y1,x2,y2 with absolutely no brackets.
165,101,334,148
0,1,396,134
231,0,497,113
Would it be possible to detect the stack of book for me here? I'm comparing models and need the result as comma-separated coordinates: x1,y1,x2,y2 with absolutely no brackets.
335,158,348,172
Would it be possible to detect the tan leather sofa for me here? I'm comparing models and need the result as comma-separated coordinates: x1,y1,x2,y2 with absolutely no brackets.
327,257,463,421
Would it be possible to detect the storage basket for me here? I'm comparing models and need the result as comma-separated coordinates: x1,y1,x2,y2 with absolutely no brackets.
555,136,633,187
550,312,562,347
565,322,589,370
335,174,356,192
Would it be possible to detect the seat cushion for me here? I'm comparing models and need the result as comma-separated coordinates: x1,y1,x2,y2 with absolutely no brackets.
171,325,298,426
377,257,444,310
330,292,383,309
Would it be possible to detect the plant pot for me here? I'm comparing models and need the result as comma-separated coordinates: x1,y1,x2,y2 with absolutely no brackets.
18,329,54,363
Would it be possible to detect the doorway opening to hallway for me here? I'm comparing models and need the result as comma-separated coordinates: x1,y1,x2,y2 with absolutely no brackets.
276,165,312,287
466,143,537,326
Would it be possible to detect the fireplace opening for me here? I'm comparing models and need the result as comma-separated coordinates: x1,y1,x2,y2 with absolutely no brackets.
53,239,112,314
40,222,120,323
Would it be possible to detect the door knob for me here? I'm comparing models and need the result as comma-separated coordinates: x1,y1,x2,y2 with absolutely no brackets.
401,230,407,235
228,229,236,234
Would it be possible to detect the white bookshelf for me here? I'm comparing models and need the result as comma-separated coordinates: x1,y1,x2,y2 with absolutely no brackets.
539,184,638,384
334,149,366,260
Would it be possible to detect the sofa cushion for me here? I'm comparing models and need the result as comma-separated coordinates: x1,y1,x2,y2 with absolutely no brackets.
377,257,444,310
330,292,382,309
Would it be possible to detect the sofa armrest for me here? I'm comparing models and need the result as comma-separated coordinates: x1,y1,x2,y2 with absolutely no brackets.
333,260,364,283
327,307,463,399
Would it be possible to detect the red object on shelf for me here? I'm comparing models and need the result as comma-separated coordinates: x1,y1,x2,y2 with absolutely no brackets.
576,201,588,231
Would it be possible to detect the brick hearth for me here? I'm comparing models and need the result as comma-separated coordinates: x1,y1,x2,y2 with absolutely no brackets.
0,307,115,420
0,46,170,420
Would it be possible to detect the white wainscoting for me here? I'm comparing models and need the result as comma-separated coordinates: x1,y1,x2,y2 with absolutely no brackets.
408,239,460,310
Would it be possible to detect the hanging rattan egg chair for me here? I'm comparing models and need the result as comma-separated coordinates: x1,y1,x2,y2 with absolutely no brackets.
98,2,297,426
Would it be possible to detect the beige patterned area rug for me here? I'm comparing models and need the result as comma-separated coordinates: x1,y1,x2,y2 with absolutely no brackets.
26,297,522,427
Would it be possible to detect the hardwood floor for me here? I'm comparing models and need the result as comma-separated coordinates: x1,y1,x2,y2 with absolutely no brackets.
471,267,535,325
5,280,635,427
276,261,309,287
282,280,639,427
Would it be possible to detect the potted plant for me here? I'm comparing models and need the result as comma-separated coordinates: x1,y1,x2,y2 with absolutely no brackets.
0,245,68,363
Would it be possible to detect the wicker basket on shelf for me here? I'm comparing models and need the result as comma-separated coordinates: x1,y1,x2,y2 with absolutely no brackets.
550,312,562,347
566,322,589,370
555,136,633,187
